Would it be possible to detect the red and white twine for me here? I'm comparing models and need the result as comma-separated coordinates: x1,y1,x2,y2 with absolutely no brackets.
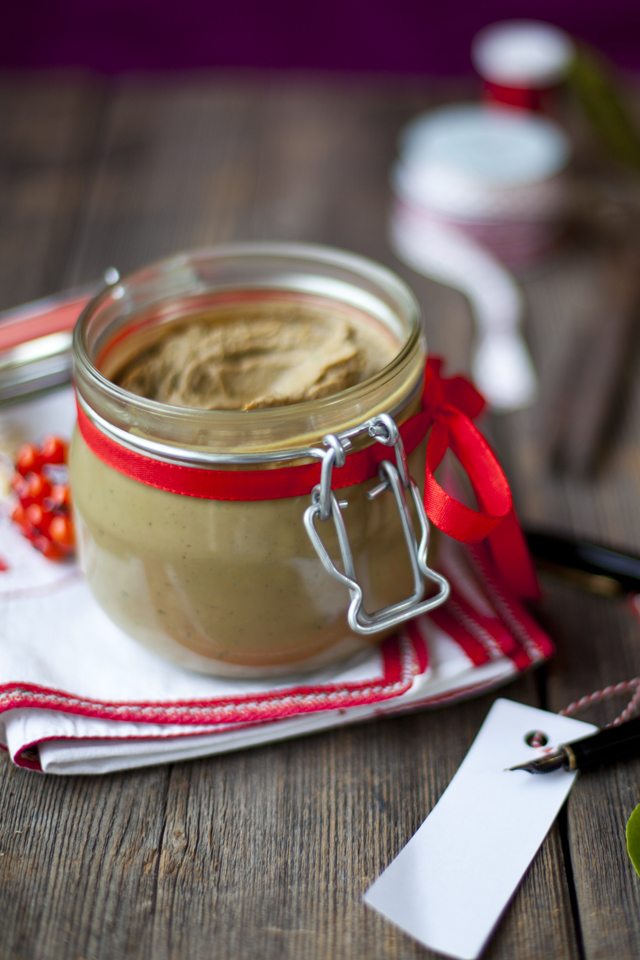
557,593,640,728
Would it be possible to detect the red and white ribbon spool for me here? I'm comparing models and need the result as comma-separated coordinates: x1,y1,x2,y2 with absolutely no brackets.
472,20,575,113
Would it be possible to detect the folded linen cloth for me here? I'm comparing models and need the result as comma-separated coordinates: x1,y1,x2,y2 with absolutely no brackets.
0,388,553,775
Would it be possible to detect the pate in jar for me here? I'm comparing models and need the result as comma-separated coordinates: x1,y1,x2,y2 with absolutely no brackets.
70,244,448,677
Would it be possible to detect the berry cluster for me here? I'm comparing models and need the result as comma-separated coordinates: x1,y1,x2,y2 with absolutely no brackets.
10,436,75,561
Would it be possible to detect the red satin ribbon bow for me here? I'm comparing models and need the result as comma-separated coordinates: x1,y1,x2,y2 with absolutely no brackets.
76,357,539,601
420,358,539,600
423,357,508,544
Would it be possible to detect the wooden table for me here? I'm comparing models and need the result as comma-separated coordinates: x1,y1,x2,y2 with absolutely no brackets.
2,72,640,960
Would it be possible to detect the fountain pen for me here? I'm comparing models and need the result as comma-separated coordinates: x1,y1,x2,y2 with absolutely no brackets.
508,715,640,774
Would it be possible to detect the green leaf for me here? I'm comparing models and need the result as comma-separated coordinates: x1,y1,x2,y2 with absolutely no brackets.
569,45,640,172
626,804,640,876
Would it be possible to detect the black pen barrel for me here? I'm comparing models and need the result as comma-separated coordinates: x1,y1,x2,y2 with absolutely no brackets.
525,530,640,594
568,715,640,769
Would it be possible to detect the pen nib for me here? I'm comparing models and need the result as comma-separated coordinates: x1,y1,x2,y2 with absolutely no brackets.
507,750,567,774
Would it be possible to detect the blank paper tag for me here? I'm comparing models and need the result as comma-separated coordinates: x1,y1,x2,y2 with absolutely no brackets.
364,698,597,960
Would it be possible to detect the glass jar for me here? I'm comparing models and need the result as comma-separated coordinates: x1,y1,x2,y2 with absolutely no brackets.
70,243,448,677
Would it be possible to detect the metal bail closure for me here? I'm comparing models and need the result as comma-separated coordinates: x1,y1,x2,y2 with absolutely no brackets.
303,414,450,635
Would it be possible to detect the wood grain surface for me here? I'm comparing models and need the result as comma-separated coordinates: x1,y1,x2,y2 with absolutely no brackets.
1,72,640,959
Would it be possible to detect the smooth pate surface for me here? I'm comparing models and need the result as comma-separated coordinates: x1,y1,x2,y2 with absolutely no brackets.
114,302,398,410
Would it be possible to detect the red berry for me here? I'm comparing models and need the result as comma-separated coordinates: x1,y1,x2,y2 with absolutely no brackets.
49,515,75,549
39,436,67,465
10,437,74,562
15,443,40,476
11,473,25,492
49,484,71,509
14,478,36,507
11,503,34,537
26,502,53,533
25,472,51,503
33,534,63,560
11,476,30,503
11,502,26,526
25,503,43,528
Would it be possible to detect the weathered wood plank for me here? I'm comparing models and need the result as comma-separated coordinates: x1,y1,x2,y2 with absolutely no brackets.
537,579,640,960
138,682,574,960
0,759,171,959
63,77,266,283
2,683,572,960
495,241,640,958
250,78,477,373
0,76,106,306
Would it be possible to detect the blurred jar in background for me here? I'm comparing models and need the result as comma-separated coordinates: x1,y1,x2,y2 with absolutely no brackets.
392,105,572,266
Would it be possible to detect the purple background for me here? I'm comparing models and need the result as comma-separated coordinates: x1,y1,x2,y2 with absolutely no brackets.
2,0,640,75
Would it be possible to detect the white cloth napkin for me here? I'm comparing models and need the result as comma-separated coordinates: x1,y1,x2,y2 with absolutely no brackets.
0,388,552,775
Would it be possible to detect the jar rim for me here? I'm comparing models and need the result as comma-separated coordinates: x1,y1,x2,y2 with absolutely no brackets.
73,242,425,460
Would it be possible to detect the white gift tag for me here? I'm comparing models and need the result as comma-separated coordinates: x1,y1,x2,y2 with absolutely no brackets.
364,698,598,960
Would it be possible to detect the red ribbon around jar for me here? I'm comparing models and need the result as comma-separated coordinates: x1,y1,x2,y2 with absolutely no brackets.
76,357,539,605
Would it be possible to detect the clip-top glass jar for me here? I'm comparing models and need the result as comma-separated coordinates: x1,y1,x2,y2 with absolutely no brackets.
70,243,449,677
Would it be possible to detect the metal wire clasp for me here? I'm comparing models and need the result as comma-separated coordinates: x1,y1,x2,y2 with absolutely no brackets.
303,414,450,635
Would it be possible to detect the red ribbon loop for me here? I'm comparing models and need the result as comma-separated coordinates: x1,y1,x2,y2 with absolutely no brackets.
421,358,538,600
421,358,511,544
